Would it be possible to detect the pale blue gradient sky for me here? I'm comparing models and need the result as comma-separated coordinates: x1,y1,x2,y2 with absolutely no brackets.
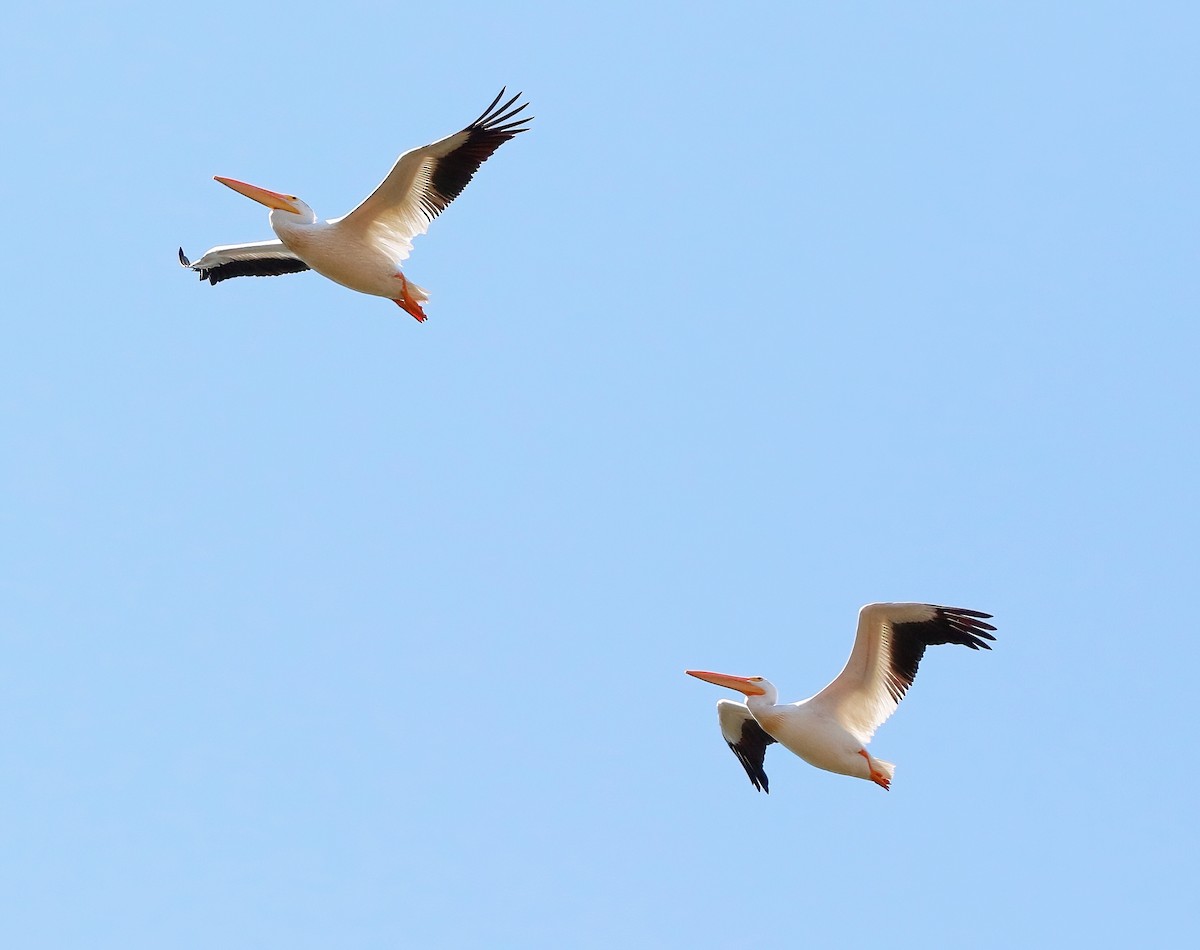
3,2,1198,947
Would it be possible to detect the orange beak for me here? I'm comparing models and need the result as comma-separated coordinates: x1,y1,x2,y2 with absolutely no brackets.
214,176,303,214
685,670,767,696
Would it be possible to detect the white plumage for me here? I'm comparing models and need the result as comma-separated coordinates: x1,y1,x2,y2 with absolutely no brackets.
687,602,996,792
180,89,531,321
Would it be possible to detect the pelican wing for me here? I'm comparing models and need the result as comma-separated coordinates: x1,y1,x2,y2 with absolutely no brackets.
329,88,531,263
716,699,777,793
178,242,310,285
809,603,996,744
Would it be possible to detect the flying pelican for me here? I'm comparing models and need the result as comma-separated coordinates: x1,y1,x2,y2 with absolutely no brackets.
686,603,996,793
179,89,532,321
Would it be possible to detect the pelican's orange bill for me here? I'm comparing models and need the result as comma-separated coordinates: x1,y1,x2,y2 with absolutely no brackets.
685,670,767,695
213,176,302,213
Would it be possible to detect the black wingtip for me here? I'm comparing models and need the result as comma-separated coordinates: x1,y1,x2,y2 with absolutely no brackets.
470,88,533,133
727,740,771,793
945,607,995,621
937,607,998,641
178,247,191,267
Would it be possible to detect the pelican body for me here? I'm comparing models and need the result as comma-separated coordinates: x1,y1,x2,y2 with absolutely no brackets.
687,603,997,793
179,89,532,321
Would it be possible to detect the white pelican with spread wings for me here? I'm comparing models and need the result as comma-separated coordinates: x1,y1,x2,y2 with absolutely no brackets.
180,89,531,321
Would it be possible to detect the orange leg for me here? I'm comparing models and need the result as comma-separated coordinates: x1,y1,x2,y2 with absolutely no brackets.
392,273,428,323
858,749,891,791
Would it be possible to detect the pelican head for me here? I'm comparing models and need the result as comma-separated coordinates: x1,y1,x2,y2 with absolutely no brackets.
214,176,316,224
686,670,778,704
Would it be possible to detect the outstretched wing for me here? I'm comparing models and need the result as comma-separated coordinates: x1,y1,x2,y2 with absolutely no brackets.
178,243,310,285
329,88,532,263
716,699,777,793
809,603,997,744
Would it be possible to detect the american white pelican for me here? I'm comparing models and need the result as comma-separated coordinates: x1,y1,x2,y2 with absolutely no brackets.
179,89,532,321
686,603,996,792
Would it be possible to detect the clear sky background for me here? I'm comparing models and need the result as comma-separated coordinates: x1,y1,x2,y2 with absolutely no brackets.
3,2,1198,947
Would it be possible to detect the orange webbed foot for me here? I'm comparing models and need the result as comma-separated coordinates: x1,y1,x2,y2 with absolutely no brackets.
392,273,428,323
858,749,891,791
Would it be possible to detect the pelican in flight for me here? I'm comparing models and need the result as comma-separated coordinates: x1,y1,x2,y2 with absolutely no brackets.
686,603,996,792
179,89,532,321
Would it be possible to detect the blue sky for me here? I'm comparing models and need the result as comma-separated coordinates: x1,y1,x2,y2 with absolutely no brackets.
3,2,1198,946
